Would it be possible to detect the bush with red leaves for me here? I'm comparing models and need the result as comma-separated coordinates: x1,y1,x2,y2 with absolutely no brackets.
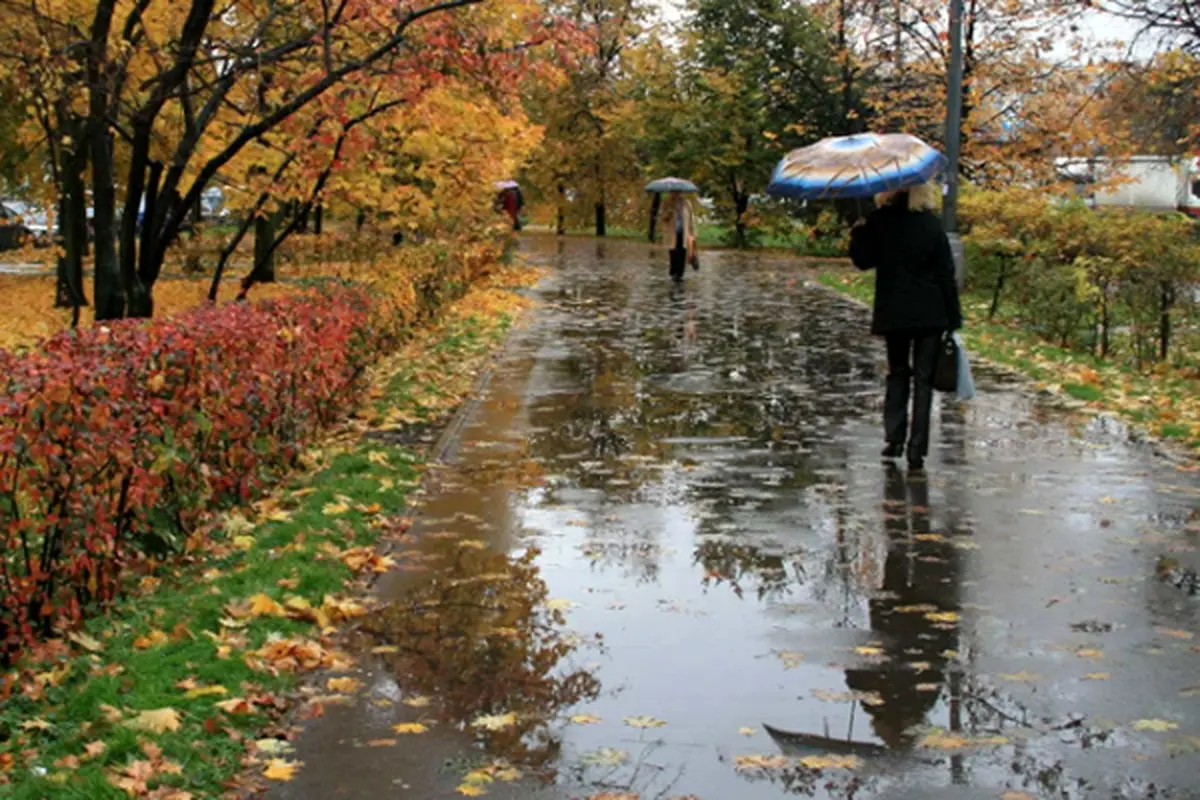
0,286,382,662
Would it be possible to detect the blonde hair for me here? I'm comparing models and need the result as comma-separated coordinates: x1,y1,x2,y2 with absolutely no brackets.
875,181,939,212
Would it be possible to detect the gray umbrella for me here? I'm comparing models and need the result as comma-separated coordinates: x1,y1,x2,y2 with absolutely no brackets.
645,177,698,193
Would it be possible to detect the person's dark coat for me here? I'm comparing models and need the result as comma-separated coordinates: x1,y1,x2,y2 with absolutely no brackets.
849,204,963,335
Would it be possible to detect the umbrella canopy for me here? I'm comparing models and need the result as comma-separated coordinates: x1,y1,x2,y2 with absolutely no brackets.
645,177,698,194
767,133,946,200
494,180,520,191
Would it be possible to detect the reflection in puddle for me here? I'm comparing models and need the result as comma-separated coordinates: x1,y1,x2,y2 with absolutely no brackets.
368,542,600,777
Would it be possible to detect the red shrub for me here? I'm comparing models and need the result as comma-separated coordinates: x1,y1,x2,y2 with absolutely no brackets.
0,287,382,661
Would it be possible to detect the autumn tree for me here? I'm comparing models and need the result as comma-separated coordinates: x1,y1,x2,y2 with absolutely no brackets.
636,0,846,246
526,0,647,236
0,0,559,320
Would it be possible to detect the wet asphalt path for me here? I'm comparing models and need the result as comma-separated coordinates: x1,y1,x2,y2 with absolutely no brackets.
271,234,1199,800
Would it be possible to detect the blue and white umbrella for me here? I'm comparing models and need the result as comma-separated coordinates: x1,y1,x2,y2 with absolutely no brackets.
767,133,946,200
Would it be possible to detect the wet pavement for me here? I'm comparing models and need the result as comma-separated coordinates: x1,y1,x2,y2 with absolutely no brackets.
271,234,1199,800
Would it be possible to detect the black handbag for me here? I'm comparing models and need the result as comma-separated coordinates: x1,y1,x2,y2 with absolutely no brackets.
933,333,959,393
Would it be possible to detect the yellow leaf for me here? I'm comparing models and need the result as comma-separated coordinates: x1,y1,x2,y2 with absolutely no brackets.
184,685,229,699
249,594,286,617
738,726,756,736
21,718,54,731
925,611,960,624
997,670,1042,682
68,631,104,653
1133,718,1179,732
326,677,361,694
622,715,666,729
471,712,518,731
455,785,487,797
133,630,170,650
215,698,254,715
799,754,860,769
569,714,602,725
1156,627,1194,641
322,502,351,516
367,739,397,747
734,754,790,772
263,759,303,781
124,708,182,734
1083,672,1110,681
392,723,429,734
402,695,431,708
233,535,256,551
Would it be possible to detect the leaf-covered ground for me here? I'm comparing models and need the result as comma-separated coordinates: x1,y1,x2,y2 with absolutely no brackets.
818,269,1200,456
0,263,537,799
0,274,299,351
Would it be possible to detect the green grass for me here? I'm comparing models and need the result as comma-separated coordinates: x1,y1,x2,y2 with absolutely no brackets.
0,312,515,799
817,269,1200,452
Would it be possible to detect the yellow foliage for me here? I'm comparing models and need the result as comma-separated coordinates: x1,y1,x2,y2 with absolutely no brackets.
0,274,297,352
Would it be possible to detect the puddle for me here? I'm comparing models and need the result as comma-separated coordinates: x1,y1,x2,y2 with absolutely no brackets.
272,235,1200,800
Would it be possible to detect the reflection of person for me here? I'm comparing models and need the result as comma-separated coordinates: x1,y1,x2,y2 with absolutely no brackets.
844,464,961,749
657,191,698,280
849,182,962,470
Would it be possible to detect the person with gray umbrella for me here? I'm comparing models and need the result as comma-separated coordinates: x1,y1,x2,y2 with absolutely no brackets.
646,178,699,281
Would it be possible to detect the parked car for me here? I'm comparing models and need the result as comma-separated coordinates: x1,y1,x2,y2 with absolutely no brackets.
0,201,32,250
3,200,51,245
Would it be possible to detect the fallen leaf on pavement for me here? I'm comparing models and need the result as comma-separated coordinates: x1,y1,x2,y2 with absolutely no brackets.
472,712,518,731
997,670,1042,683
326,677,361,694
1156,627,1194,641
392,723,429,734
367,739,397,747
799,754,860,769
570,714,602,725
1133,719,1179,732
623,715,666,729
1083,672,1111,681
734,754,790,772
263,759,303,781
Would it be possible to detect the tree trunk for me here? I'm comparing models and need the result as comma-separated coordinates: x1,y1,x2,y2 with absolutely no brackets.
55,141,89,317
356,208,367,232
594,202,606,238
252,210,279,285
91,130,127,320
987,260,1007,320
556,184,567,236
733,191,750,249
314,204,323,235
1159,281,1174,361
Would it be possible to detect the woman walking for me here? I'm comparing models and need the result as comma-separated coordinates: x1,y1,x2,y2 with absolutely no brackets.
849,182,962,470
661,191,698,281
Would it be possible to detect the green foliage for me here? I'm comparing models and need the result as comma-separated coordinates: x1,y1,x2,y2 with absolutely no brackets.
960,189,1200,368
632,0,848,247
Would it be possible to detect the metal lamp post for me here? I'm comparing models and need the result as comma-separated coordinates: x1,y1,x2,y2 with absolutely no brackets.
943,0,966,290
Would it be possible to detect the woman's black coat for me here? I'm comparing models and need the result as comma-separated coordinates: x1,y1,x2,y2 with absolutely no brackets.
849,205,963,336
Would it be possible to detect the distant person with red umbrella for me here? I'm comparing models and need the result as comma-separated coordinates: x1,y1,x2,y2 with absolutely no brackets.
495,180,524,231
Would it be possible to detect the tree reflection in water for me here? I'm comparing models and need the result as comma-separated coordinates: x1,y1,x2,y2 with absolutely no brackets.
367,543,601,773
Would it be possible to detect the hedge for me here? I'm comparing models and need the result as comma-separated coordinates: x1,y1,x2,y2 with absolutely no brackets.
0,286,382,662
